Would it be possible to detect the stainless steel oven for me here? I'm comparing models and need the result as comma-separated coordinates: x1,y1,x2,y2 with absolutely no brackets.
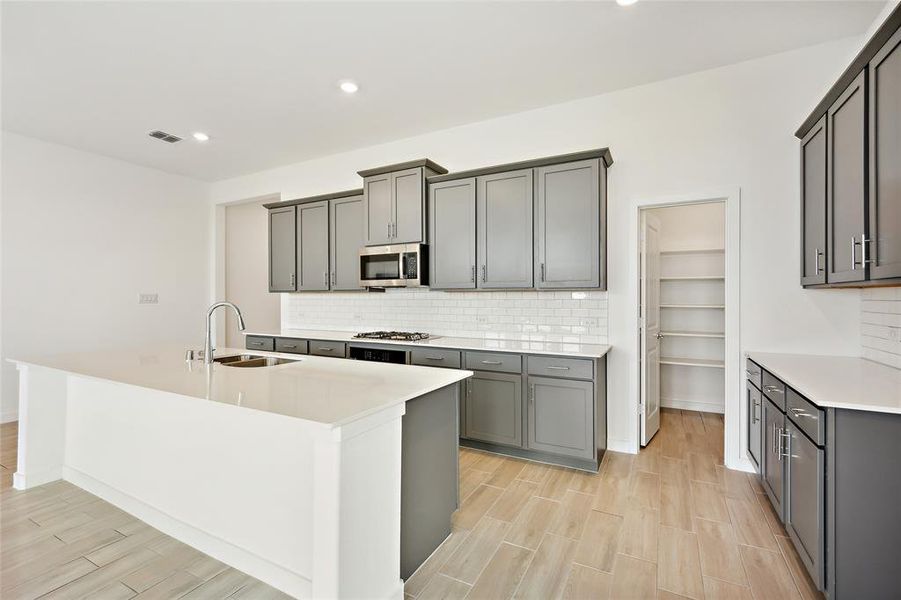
359,243,428,288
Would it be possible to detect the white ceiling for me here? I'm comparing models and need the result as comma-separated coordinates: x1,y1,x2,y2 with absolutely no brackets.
2,1,885,182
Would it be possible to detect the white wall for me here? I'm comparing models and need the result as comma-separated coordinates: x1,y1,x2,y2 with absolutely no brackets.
1,133,211,421
651,202,725,253
225,201,280,346
210,39,864,452
861,288,901,369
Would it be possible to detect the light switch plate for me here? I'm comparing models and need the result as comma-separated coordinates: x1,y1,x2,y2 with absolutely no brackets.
139,293,159,304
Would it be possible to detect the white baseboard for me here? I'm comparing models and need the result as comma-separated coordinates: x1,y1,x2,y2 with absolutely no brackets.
1,410,18,424
606,438,637,454
63,466,312,599
726,456,757,474
13,467,62,490
661,397,725,414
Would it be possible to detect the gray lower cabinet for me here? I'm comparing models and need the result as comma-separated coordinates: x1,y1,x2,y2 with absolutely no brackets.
429,178,476,289
526,376,593,460
868,26,901,280
296,200,330,291
762,397,785,519
275,338,308,354
245,336,275,352
310,340,346,357
826,70,868,284
268,206,296,292
463,371,522,448
535,159,602,289
800,116,827,286
785,420,825,591
477,169,533,288
329,195,364,290
746,381,762,469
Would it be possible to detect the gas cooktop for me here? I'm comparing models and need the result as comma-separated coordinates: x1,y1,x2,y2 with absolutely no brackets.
353,331,431,342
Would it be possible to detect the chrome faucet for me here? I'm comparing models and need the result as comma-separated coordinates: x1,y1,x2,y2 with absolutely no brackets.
204,302,246,364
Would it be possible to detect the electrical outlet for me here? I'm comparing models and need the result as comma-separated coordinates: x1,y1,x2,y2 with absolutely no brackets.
580,318,598,327
139,293,159,304
888,327,901,343
476,315,489,324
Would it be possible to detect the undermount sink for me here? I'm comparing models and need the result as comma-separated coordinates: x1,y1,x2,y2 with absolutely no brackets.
213,354,299,368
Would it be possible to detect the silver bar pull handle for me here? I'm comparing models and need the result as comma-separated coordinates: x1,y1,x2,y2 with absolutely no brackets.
318,347,333,352
424,356,445,361
481,265,487,283
779,429,791,459
814,248,822,275
471,265,476,283
540,263,546,282
763,385,783,395
789,407,814,419
752,399,760,424
529,384,535,405
387,222,391,239
861,233,873,265
480,360,502,365
546,365,570,371
851,236,858,270
290,273,295,288
331,272,336,286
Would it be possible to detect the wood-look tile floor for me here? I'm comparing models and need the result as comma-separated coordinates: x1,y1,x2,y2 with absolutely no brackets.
405,409,824,600
0,421,291,600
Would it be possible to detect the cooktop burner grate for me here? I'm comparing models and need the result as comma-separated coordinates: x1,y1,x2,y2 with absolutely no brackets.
353,331,431,341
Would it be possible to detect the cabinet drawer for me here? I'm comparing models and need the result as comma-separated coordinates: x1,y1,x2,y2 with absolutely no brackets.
464,351,522,374
527,356,593,380
411,348,461,368
786,388,825,446
761,370,786,410
245,336,275,352
310,340,346,357
746,359,762,391
275,338,308,355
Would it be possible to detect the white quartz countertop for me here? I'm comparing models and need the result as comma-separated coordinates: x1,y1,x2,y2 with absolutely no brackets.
748,352,901,415
10,346,472,427
246,328,611,359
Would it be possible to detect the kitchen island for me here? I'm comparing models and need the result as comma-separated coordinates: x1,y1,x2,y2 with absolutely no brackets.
9,346,471,599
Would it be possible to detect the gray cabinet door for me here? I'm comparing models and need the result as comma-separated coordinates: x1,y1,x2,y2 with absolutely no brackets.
762,398,785,519
747,381,762,470
535,159,600,288
800,116,828,286
269,206,296,292
527,376,594,460
364,173,392,245
785,422,825,590
827,70,868,284
329,195,364,290
429,178,476,289
392,167,425,244
477,169,533,288
464,371,522,448
868,27,901,280
297,200,329,291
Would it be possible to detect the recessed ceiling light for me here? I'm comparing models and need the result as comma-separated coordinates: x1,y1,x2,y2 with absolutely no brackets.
339,80,359,94
192,132,210,142
616,0,638,5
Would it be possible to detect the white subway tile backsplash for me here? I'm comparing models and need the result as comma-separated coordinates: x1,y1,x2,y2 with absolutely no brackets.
282,288,608,345
861,288,901,369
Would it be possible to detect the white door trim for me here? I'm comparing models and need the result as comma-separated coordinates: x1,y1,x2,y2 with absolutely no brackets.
628,188,751,472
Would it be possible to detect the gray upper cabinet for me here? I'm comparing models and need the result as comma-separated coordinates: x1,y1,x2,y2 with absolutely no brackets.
463,371,522,448
297,200,330,291
329,195,364,290
527,376,594,460
361,160,448,246
269,206,296,292
868,27,901,280
364,173,393,245
826,70,868,284
800,117,828,286
477,169,533,288
535,159,602,289
429,178,476,289
392,168,425,244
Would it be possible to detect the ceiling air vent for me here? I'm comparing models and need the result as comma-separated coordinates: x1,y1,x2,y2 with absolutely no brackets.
148,130,183,144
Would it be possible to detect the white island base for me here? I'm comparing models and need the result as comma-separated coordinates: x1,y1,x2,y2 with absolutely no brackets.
12,349,469,599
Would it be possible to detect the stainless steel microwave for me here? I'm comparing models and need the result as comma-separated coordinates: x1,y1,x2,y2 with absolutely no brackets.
359,243,428,288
